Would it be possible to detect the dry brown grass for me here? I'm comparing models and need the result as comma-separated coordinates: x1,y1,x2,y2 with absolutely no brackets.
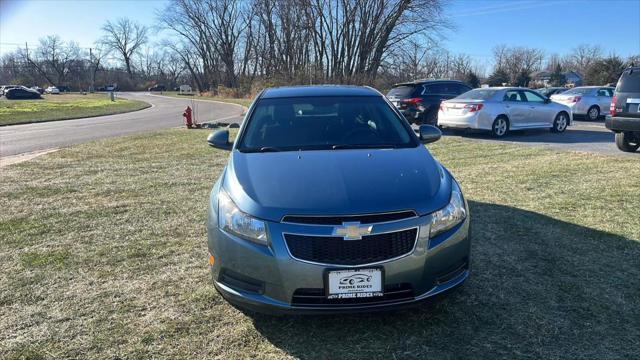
1,130,638,359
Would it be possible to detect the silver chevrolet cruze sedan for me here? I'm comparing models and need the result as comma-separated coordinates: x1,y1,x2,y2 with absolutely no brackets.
438,87,573,137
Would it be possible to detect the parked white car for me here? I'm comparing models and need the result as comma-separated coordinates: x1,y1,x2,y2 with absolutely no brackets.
45,86,60,94
550,86,614,121
179,84,192,93
438,87,572,137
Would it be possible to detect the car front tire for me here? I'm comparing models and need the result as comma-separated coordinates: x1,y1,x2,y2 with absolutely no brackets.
615,131,640,152
551,112,569,133
491,116,509,138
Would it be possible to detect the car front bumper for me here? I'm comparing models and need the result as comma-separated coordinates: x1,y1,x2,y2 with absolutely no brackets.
207,209,471,315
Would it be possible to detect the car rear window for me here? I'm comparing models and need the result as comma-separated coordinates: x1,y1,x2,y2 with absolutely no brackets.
386,85,417,98
616,70,640,92
454,89,498,100
563,88,592,95
239,96,416,152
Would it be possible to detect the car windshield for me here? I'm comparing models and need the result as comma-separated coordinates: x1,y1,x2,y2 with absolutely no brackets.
454,89,498,100
616,70,640,92
563,88,592,95
238,96,416,152
386,85,416,98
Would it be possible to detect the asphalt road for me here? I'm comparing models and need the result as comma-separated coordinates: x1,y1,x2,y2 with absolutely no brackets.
0,92,245,157
438,118,637,157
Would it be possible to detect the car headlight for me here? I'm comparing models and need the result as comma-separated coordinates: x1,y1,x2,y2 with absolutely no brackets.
429,180,466,238
217,190,268,245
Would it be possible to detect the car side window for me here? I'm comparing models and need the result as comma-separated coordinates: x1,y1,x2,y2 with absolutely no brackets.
597,88,612,97
523,90,547,103
503,90,523,102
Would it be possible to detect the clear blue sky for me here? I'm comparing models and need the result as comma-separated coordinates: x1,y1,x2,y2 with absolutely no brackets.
1,0,639,63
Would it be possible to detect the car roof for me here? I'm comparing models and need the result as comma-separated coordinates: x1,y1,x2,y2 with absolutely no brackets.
260,85,380,99
393,79,466,87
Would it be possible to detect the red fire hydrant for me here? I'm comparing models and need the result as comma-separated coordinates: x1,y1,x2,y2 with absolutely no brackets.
183,106,193,128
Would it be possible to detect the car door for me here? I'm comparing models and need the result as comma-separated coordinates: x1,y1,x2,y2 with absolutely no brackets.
522,90,555,127
502,90,528,128
596,88,613,111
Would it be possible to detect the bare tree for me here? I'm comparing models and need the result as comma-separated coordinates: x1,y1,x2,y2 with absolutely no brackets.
563,44,602,74
492,45,544,85
100,18,148,79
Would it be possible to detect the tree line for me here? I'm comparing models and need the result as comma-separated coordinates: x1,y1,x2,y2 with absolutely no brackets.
1,0,638,95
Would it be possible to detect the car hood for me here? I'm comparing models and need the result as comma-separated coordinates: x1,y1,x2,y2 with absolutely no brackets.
222,146,452,222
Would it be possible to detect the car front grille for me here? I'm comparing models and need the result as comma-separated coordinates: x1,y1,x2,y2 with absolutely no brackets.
284,228,418,265
282,210,416,225
291,283,414,307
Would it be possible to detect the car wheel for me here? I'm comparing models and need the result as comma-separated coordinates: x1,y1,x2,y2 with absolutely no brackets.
491,116,509,138
587,106,600,121
349,279,355,285
615,132,640,152
551,112,569,133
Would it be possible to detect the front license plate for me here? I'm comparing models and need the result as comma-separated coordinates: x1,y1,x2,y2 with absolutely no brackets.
326,268,383,299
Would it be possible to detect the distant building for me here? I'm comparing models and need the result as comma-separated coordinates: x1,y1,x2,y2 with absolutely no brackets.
531,70,583,87
563,71,583,86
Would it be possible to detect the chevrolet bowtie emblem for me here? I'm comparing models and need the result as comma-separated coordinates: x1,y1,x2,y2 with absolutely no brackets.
333,222,373,240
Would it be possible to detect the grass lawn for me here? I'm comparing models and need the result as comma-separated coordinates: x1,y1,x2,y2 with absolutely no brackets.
155,91,253,108
0,93,150,126
1,131,639,359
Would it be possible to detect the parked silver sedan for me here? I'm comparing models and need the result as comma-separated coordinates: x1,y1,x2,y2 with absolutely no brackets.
550,86,614,121
438,87,573,137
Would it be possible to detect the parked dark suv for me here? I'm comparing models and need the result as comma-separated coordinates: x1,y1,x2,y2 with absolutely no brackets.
606,67,640,152
386,80,472,125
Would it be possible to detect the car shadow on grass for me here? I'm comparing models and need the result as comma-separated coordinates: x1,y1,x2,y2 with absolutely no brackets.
250,201,640,359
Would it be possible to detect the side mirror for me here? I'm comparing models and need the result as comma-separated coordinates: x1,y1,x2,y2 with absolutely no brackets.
544,98,551,104
418,125,442,144
207,130,232,151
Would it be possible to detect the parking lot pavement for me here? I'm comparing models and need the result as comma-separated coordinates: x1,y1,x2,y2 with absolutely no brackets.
435,120,637,157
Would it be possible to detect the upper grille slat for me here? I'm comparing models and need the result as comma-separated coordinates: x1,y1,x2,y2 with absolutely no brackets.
282,211,416,225
284,228,418,265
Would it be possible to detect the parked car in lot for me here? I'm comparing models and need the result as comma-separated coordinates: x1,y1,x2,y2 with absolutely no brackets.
438,87,572,137
206,85,470,314
550,86,614,121
386,80,472,125
57,85,71,92
30,86,45,94
45,86,60,94
148,84,166,92
0,85,19,96
4,86,42,99
536,87,568,98
606,67,640,152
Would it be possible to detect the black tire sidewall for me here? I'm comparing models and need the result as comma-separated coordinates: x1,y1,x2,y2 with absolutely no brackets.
615,132,640,152
552,113,568,133
492,117,509,137
587,106,600,121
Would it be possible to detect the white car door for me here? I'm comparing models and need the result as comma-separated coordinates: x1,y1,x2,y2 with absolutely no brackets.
522,90,555,127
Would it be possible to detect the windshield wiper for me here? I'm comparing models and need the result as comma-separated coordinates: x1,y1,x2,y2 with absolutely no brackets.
240,146,282,153
331,144,397,150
